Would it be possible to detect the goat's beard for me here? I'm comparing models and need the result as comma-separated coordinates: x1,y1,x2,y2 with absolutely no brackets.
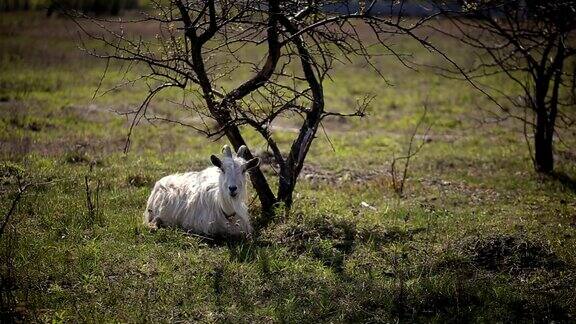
219,184,246,211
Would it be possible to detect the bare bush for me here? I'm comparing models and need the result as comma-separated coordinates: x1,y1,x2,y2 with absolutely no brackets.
84,163,101,226
390,106,432,197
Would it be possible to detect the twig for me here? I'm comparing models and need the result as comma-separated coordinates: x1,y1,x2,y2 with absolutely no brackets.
0,181,28,239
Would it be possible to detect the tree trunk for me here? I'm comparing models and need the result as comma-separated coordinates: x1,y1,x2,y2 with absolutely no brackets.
181,0,280,219
277,173,295,210
275,15,325,212
533,78,553,174
534,111,554,173
532,37,564,175
224,127,277,215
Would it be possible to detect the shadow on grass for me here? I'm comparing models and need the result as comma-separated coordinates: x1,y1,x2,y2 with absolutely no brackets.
176,213,429,272
179,232,263,263
547,171,576,193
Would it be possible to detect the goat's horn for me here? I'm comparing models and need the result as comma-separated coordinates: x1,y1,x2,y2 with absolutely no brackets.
222,145,232,157
237,145,247,158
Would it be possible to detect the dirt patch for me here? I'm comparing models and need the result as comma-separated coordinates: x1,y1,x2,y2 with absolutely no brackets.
318,115,355,132
254,153,385,185
0,135,124,162
61,139,125,164
0,138,33,161
299,164,384,184
417,177,502,208
269,117,464,142
62,104,118,124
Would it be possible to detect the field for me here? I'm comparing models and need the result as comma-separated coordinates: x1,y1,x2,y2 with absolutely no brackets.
1,12,576,322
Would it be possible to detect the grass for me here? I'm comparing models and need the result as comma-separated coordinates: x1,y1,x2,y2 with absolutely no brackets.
1,12,576,323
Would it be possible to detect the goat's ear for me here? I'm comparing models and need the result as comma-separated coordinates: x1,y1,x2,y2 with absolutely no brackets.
242,157,260,172
222,145,232,158
237,145,247,158
210,155,222,169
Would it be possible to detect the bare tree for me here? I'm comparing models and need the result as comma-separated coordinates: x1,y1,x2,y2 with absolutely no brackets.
431,0,576,173
71,1,440,219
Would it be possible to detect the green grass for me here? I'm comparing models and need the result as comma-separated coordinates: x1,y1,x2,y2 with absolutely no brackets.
1,12,575,322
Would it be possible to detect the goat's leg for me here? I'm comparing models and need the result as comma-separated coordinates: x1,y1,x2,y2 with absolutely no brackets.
147,213,164,232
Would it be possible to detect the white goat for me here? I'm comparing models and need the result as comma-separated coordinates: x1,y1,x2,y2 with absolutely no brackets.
143,145,260,237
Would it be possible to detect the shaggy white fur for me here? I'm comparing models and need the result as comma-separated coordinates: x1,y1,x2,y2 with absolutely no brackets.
143,145,259,237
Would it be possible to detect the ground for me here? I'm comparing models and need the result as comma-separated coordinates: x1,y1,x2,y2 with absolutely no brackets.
1,12,576,323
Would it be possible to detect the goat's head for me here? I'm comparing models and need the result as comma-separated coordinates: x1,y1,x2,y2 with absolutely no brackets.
210,145,260,199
